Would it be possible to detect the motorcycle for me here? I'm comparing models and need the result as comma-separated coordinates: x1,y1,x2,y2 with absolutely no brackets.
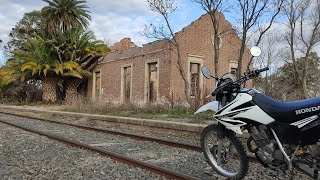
195,46,320,179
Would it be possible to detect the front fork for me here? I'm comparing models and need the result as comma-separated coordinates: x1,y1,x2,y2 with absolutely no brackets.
217,122,226,165
216,94,228,165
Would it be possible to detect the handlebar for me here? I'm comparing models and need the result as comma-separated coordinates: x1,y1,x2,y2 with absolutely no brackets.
211,67,269,96
258,67,269,73
246,67,269,78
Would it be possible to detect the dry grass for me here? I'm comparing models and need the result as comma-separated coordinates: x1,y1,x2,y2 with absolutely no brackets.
62,96,212,123
0,95,213,124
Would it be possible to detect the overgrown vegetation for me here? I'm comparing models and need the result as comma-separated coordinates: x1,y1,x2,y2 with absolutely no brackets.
0,0,109,104
0,0,319,117
254,52,320,101
61,96,212,123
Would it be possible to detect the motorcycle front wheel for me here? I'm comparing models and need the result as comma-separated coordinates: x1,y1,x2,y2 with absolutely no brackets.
201,124,248,179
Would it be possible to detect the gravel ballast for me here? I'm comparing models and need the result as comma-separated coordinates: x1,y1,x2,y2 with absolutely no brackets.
0,113,313,180
0,121,164,179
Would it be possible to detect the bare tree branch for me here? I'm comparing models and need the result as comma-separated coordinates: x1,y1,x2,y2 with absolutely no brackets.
234,0,284,78
246,0,284,72
283,0,320,98
192,0,231,79
144,0,192,106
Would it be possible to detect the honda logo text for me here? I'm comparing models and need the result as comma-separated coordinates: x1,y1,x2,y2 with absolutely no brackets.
296,106,320,115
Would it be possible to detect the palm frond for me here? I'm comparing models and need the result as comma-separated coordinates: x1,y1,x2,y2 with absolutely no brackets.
21,60,38,72
62,71,83,79
53,63,63,75
43,64,51,76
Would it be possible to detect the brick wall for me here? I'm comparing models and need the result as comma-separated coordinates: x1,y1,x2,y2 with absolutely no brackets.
110,38,137,52
87,12,251,106
88,39,171,105
169,13,251,105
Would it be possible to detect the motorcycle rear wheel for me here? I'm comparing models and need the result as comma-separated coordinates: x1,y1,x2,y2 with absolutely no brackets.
201,124,248,179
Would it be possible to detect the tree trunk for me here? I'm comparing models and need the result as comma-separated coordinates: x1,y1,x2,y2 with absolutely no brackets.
42,77,57,103
64,78,80,104
175,44,191,106
237,33,247,78
302,49,311,99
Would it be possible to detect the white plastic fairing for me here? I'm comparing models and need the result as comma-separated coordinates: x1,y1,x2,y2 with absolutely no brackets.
232,106,274,125
214,93,275,134
218,118,247,134
216,93,253,114
194,101,219,114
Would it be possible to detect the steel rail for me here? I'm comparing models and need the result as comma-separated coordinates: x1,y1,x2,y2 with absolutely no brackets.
0,111,203,152
0,110,313,178
0,119,199,180
0,111,258,161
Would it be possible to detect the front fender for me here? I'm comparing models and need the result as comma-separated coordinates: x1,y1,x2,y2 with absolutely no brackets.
194,101,219,114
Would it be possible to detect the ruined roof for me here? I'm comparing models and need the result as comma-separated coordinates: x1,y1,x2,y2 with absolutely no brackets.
99,38,170,64
100,11,237,64
110,38,138,52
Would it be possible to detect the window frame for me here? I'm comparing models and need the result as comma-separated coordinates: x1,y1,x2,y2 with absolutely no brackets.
187,54,204,98
121,64,133,103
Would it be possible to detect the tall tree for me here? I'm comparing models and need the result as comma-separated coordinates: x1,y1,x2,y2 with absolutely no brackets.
231,0,284,76
143,0,192,106
52,29,109,103
41,0,91,32
255,52,320,100
0,35,88,103
253,32,283,96
192,0,231,79
283,0,320,98
40,0,106,103
0,29,109,103
3,10,43,57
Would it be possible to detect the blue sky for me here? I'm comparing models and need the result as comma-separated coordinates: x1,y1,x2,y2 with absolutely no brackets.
0,0,206,64
1,0,317,70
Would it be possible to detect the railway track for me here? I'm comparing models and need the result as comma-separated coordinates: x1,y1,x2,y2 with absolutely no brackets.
0,113,200,180
0,111,202,152
0,111,313,179
0,110,259,160
0,111,259,179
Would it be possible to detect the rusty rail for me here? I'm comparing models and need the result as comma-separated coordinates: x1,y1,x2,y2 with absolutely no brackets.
0,118,199,180
0,111,203,152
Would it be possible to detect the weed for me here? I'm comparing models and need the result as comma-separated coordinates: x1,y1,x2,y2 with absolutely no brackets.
62,96,213,123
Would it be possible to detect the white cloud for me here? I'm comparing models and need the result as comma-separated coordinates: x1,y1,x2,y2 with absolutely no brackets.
87,0,150,15
0,0,208,64
0,0,46,46
249,21,320,72
0,0,154,52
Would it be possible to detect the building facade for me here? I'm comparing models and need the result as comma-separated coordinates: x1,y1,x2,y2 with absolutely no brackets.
87,12,251,106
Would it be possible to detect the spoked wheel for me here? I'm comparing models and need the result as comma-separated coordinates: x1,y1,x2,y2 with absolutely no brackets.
201,124,248,179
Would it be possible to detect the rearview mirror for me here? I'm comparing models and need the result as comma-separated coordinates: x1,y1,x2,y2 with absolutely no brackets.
201,66,211,79
250,46,261,57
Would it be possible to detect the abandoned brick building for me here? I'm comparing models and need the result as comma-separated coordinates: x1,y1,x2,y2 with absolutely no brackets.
87,12,250,106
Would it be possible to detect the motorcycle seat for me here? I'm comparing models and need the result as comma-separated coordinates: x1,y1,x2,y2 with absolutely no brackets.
252,93,320,123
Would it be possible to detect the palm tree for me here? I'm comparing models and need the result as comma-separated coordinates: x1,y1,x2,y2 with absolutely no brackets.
0,35,88,103
0,29,109,103
0,57,26,85
52,29,109,103
41,0,91,32
0,37,57,103
40,0,109,103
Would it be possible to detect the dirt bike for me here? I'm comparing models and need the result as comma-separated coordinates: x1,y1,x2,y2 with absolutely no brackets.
195,46,320,179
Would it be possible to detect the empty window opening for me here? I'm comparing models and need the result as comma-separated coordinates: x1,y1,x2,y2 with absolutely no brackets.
123,66,131,102
148,62,158,103
94,71,101,100
190,63,200,97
